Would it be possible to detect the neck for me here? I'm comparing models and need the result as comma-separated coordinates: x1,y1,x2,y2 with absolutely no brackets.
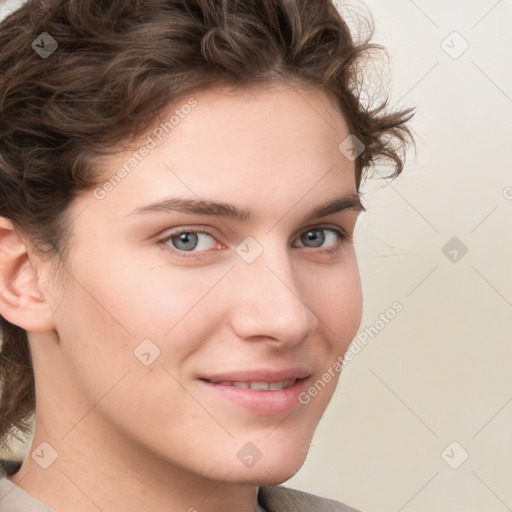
9,415,261,512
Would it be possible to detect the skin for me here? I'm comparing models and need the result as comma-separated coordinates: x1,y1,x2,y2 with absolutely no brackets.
0,81,363,512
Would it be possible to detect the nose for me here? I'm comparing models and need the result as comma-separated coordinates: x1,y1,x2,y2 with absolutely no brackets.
228,243,319,347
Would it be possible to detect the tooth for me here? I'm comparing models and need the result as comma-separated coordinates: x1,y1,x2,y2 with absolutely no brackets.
283,378,296,389
250,381,270,391
233,381,250,388
212,379,297,390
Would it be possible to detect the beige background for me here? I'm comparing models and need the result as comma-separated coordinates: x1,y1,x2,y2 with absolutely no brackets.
286,1,512,511
1,1,511,511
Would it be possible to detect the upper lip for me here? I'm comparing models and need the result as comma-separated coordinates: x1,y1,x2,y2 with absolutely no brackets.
199,367,311,383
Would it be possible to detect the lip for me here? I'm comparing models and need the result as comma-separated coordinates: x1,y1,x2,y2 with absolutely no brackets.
197,367,311,416
199,367,311,383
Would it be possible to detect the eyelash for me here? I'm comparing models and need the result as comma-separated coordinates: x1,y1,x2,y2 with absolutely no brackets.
157,225,353,259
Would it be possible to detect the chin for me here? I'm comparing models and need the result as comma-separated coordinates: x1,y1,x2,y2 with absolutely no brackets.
225,444,310,486
227,466,303,486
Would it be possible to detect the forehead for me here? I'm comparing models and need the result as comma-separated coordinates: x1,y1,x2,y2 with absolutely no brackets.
171,81,348,147
86,82,357,221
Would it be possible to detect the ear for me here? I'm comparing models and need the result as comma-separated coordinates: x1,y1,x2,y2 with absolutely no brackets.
0,217,56,332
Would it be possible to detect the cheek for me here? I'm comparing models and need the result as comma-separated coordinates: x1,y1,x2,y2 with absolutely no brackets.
310,256,363,348
53,277,136,394
54,254,224,386
338,269,363,343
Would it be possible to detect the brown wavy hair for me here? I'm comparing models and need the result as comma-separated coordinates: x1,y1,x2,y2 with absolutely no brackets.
0,0,414,451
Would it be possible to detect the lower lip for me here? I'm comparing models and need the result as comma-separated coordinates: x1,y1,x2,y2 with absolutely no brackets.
197,378,308,415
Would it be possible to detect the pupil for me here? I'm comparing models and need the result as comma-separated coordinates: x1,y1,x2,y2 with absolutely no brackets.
305,229,324,248
176,232,198,251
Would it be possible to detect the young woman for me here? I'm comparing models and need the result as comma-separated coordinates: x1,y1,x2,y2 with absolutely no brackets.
0,1,414,511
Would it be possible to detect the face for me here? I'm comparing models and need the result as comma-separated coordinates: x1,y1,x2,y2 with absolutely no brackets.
32,82,363,485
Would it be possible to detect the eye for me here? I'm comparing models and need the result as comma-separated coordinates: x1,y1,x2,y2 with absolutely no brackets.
157,225,352,258
159,227,220,255
293,226,352,254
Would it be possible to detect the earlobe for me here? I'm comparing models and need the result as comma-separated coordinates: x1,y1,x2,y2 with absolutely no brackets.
0,217,56,332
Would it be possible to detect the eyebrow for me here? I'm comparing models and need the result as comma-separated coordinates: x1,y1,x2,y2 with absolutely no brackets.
127,193,366,222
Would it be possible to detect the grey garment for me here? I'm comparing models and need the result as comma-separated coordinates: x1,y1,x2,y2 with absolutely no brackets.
0,471,54,511
258,484,362,512
0,459,361,512
255,496,268,512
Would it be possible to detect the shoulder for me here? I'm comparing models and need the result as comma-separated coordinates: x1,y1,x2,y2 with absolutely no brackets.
1,459,55,512
258,484,362,512
2,460,362,512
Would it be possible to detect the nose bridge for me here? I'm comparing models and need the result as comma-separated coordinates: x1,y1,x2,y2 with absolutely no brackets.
230,238,319,343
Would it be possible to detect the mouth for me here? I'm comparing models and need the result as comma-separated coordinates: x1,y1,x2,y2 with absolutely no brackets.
204,378,298,391
197,368,311,415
